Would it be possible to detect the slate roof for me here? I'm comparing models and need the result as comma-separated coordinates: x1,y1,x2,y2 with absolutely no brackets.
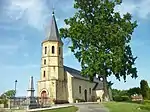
64,66,101,84
93,82,104,90
46,11,62,43
64,66,89,81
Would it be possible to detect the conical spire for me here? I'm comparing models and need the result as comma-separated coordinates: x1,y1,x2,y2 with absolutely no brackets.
47,11,62,43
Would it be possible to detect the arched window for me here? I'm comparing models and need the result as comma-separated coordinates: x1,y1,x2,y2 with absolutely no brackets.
79,86,81,94
44,59,46,65
43,71,46,78
52,46,55,54
45,47,47,54
89,88,91,94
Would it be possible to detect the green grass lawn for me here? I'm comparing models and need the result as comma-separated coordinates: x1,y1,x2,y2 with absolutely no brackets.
41,106,78,112
103,102,150,112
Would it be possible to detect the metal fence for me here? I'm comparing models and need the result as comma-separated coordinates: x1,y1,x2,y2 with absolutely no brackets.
9,97,52,109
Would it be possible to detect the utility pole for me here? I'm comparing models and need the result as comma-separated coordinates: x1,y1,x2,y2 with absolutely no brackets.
15,80,17,97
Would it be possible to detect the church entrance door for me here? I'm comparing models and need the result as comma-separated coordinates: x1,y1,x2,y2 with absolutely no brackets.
41,91,47,105
41,91,47,97
84,89,87,102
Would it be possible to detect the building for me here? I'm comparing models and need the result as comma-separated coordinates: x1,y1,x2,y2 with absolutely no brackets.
37,11,104,104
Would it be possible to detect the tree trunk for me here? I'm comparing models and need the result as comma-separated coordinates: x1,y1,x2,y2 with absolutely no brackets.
103,76,109,101
108,87,113,101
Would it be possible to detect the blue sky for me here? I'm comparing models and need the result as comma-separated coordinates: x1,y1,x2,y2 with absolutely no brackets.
0,0,150,96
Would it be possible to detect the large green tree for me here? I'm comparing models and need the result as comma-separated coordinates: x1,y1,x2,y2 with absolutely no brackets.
60,0,137,100
140,80,149,99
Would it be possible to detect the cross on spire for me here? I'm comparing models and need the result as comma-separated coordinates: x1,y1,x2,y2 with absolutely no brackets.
45,6,62,43
52,4,55,16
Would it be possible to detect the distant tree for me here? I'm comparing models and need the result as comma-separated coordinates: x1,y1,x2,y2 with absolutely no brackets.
127,87,141,96
1,90,16,99
112,89,129,101
140,80,149,99
60,0,138,100
112,89,128,97
112,89,120,97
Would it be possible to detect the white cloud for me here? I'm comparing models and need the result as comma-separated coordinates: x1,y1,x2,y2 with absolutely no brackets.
5,0,51,30
115,0,150,19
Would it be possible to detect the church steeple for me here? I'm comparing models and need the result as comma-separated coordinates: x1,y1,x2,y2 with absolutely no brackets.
47,11,62,43
38,10,66,103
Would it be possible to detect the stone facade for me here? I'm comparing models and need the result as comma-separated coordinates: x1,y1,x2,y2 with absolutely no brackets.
37,11,104,104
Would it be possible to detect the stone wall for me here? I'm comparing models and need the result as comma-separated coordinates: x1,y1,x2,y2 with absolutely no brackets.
72,78,96,102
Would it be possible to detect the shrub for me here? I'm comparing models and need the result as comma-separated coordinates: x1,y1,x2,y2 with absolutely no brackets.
121,96,130,101
113,95,130,102
143,100,150,105
113,96,122,101
140,105,150,111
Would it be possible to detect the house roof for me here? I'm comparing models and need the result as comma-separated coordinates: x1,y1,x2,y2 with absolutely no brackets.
64,66,89,81
46,11,62,43
64,66,101,83
93,82,103,90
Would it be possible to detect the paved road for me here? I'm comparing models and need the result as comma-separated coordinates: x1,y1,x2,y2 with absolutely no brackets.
74,103,109,112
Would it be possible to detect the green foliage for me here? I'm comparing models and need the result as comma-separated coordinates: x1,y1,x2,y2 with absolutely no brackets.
112,87,142,102
113,95,130,102
127,87,141,96
60,0,137,81
0,90,15,105
0,99,8,104
143,100,150,105
107,81,114,88
139,100,150,111
121,96,130,101
104,102,150,112
1,90,16,99
140,80,149,100
140,105,150,111
112,89,129,101
112,89,128,96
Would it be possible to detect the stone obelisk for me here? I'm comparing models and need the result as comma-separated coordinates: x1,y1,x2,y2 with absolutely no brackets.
27,76,36,109
27,76,35,97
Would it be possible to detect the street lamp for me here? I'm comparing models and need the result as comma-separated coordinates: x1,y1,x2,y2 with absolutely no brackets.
15,80,17,97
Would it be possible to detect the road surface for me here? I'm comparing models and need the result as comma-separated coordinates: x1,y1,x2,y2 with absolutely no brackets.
75,103,109,112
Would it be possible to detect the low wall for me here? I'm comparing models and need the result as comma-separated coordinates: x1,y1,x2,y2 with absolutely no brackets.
27,104,73,112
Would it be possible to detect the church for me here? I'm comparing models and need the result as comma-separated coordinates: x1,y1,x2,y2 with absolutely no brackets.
37,11,104,104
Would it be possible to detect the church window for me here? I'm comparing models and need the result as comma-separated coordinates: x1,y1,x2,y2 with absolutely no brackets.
43,71,46,77
52,46,55,54
89,88,91,94
45,47,47,54
44,59,46,65
79,86,81,94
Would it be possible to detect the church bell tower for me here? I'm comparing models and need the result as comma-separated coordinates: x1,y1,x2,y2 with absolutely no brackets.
37,11,67,103
41,11,64,81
